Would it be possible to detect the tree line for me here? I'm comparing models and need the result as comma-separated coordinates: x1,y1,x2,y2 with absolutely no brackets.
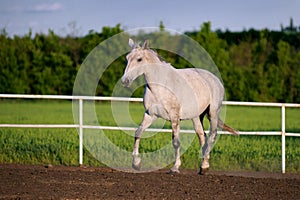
0,21,300,103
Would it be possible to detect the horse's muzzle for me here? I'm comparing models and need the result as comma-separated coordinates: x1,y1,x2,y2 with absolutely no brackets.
121,76,131,87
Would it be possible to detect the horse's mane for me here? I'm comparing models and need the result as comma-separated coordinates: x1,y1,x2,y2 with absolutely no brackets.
147,49,167,63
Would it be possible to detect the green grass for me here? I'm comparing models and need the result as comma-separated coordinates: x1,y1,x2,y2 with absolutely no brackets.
0,99,299,172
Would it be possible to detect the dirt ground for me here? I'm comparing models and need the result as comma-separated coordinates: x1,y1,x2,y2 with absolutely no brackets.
0,164,300,200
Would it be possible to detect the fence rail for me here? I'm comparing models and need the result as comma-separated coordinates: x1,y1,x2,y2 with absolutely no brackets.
0,94,300,173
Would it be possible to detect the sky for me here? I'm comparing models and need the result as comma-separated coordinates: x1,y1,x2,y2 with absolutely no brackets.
1,0,300,36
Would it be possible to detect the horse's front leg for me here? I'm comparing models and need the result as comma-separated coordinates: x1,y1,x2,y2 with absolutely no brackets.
170,117,181,173
132,112,156,170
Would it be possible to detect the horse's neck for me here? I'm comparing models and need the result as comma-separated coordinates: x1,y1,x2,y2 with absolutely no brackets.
145,62,176,83
144,62,178,91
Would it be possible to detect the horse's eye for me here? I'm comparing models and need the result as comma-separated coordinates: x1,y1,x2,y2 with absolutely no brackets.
137,58,142,62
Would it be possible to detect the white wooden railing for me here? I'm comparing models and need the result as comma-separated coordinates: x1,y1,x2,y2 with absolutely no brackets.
0,94,299,173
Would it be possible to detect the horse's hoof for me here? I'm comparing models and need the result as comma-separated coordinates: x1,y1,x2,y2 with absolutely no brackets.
168,168,180,174
132,156,141,171
199,167,209,175
132,163,141,171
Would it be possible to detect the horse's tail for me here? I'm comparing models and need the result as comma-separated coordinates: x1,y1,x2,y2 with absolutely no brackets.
218,118,239,135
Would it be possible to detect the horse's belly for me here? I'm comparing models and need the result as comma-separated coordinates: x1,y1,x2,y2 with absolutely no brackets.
179,102,208,120
178,87,210,120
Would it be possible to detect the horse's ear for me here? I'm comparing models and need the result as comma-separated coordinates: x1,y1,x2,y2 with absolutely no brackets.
129,38,135,49
142,40,149,49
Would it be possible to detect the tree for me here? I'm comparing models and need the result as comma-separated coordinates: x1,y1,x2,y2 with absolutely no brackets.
0,23,299,103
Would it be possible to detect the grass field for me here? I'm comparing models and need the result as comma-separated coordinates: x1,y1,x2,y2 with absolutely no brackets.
0,99,300,172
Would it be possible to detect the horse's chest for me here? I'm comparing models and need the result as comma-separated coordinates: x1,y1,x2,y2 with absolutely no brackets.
147,103,171,120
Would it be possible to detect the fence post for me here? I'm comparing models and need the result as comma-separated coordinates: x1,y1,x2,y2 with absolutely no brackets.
281,104,286,174
79,98,83,166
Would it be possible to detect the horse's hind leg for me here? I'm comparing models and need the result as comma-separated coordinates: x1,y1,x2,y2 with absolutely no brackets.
200,111,218,175
169,117,181,173
132,112,156,170
200,105,210,138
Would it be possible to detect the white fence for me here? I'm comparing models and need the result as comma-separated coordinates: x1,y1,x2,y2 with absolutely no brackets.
0,94,300,173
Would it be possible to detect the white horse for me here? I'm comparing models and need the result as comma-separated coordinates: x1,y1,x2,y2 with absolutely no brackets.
121,39,238,174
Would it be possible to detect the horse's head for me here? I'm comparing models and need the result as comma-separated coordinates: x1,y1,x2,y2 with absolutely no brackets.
121,39,159,87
